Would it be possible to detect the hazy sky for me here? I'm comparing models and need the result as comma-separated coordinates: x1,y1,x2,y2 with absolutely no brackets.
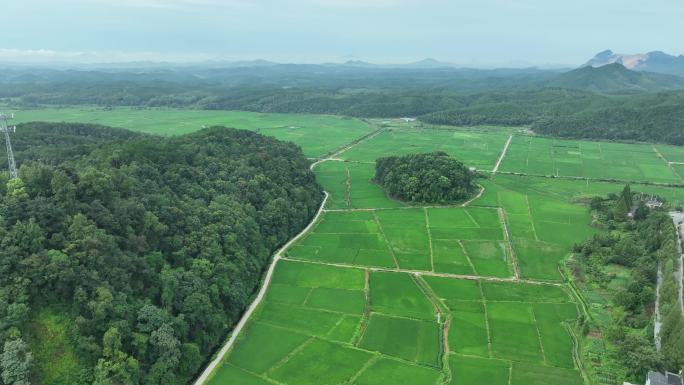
2,0,682,66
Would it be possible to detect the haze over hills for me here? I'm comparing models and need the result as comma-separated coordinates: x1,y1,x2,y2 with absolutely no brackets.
584,49,684,77
546,63,684,93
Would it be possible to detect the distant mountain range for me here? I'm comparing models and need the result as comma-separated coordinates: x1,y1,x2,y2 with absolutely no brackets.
584,49,684,77
3,53,684,94
547,63,684,93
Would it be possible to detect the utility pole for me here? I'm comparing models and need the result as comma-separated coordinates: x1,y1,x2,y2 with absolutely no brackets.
0,112,18,179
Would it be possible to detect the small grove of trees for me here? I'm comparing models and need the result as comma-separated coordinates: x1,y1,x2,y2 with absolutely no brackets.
373,151,477,204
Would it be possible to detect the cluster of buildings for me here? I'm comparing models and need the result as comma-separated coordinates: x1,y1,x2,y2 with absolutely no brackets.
625,371,683,385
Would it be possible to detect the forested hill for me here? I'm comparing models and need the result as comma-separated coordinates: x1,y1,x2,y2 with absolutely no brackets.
0,123,323,385
0,122,148,170
419,89,684,145
545,63,684,93
3,65,684,145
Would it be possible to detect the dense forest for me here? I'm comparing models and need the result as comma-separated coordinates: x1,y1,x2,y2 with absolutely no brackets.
570,186,683,382
2,64,684,145
0,123,323,384
373,152,477,204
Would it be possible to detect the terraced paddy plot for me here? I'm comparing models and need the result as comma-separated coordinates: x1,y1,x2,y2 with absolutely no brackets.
226,322,309,374
501,136,682,183
511,362,584,385
427,207,512,277
288,207,513,276
655,144,684,164
448,355,510,385
340,127,510,170
476,174,684,208
369,271,436,320
211,261,449,385
268,339,373,385
354,358,442,385
315,161,405,209
424,277,577,369
359,314,441,366
286,210,397,268
487,302,544,363
447,356,584,385
376,209,432,270
475,176,596,280
11,107,374,158
674,164,684,181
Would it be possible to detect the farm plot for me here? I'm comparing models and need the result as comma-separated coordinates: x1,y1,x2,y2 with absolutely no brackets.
353,358,442,385
201,126,626,385
210,260,447,385
315,161,405,209
286,210,397,268
674,164,684,181
474,176,595,281
287,207,513,277
655,144,684,164
447,355,584,385
424,277,578,370
448,355,510,385
500,136,682,183
11,107,374,158
476,174,684,208
339,127,510,170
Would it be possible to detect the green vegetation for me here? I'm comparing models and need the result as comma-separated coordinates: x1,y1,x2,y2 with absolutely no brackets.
500,136,683,184
419,89,684,146
26,309,85,385
340,127,510,170
358,314,441,366
354,358,442,385
373,152,477,204
570,189,681,383
7,62,684,145
9,107,374,158
0,123,322,384
448,356,510,385
315,161,405,210
4,105,684,385
287,207,513,277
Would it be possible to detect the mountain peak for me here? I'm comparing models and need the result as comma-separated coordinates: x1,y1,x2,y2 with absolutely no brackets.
548,62,684,93
583,49,684,77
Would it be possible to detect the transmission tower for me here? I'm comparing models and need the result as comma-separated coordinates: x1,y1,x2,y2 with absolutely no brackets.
0,112,18,179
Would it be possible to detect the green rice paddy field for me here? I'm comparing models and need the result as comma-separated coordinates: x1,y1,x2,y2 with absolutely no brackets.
9,107,374,158
14,107,684,384
210,260,581,385
500,136,684,184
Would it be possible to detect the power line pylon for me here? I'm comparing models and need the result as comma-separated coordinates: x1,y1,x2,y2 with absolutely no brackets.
0,112,18,179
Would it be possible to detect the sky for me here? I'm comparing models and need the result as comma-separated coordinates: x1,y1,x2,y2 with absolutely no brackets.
2,0,683,67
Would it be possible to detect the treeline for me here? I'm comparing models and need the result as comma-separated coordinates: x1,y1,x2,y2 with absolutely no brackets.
421,90,684,145
3,67,684,144
571,186,683,382
374,152,477,204
0,123,323,384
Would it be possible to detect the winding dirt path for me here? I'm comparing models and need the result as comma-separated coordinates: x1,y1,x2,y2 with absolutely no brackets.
194,124,383,385
281,257,560,286
192,191,329,385
492,134,513,174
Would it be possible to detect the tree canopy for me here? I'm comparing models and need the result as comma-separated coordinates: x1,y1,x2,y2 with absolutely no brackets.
572,189,683,381
373,152,477,204
0,123,323,384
